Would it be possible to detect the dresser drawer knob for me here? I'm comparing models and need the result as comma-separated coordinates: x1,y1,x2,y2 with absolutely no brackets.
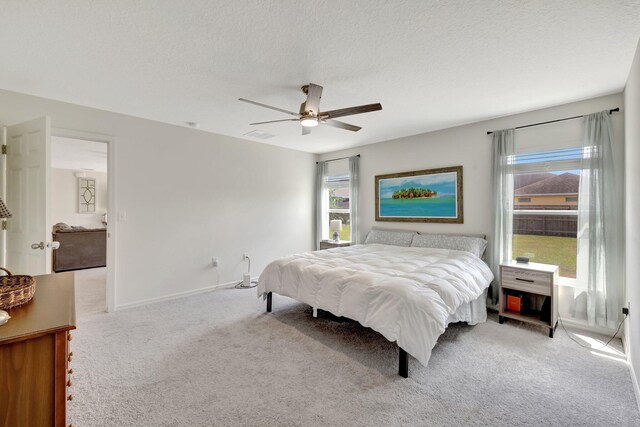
68,333,73,341
67,394,73,401
68,368,73,375
68,351,73,362
67,379,73,387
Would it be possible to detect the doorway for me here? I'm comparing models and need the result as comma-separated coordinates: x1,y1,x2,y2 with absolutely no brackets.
53,128,116,313
51,135,108,314
0,120,116,313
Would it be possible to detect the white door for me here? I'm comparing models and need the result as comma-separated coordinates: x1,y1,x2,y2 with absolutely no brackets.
5,116,52,275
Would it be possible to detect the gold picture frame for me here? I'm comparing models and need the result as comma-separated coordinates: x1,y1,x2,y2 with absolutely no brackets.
375,166,463,223
78,177,96,213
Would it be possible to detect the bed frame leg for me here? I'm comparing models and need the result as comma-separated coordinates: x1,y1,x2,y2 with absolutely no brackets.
266,292,272,313
399,347,408,378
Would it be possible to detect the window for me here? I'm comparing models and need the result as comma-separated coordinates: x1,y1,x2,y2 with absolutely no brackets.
325,173,351,241
511,148,583,278
317,157,358,245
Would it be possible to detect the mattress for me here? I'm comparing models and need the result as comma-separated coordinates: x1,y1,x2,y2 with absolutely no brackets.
258,243,494,366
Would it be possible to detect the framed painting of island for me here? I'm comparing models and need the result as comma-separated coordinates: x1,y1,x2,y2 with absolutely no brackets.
375,166,463,223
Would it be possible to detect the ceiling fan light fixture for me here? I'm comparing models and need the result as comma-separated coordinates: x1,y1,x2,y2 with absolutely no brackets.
300,117,318,127
239,83,381,133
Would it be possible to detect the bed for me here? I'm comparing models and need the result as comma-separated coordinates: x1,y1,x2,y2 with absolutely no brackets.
257,229,494,377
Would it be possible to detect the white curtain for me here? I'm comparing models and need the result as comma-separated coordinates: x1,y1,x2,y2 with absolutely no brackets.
315,161,327,250
490,129,515,303
576,111,620,328
348,156,359,244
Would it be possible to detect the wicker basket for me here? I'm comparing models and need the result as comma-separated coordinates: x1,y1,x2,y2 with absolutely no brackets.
0,267,36,309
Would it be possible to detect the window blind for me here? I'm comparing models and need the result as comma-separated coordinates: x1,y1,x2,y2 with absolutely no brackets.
512,147,584,173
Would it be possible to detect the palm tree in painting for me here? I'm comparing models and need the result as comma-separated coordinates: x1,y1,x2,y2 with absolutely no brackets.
392,187,437,199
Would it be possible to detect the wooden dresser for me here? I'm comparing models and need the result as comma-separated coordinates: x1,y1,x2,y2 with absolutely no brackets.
0,272,76,427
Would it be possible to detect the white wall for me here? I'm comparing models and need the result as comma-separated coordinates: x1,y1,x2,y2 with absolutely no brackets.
0,89,316,308
624,39,640,408
52,169,107,228
319,93,624,244
319,94,625,321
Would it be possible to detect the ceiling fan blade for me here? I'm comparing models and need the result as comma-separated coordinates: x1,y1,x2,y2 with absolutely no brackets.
302,126,312,136
249,118,299,125
321,119,361,132
304,83,323,115
238,98,300,117
320,103,382,120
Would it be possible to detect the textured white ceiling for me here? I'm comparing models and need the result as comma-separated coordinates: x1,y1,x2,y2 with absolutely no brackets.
52,136,108,173
1,1,639,153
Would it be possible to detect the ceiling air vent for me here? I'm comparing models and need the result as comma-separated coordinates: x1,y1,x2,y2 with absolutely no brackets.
244,130,275,140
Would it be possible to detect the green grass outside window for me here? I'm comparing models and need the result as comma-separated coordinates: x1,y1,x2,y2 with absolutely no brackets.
512,234,577,278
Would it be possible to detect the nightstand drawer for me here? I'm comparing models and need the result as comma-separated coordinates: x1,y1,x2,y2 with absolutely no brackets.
319,240,351,250
501,266,553,296
502,267,552,284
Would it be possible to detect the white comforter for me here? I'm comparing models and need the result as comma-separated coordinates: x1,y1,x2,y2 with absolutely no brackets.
257,244,494,366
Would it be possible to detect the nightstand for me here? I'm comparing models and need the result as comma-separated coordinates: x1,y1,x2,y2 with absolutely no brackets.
319,240,351,250
499,261,559,337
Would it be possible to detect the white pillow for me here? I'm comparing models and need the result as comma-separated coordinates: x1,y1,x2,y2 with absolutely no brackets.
364,228,416,247
411,233,487,258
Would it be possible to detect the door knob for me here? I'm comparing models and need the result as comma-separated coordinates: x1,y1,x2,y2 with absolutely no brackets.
30,241,60,250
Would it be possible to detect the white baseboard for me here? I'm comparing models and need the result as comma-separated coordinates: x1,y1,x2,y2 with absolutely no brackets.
621,323,639,412
557,315,624,338
114,279,245,311
629,355,640,413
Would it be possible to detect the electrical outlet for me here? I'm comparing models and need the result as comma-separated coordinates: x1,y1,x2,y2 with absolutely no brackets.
212,257,219,267
622,304,630,316
243,253,249,261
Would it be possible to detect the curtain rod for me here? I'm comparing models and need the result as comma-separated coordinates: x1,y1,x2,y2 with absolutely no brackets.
486,107,619,135
316,154,360,164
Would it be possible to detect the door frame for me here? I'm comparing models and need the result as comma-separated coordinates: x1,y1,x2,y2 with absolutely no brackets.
53,127,117,313
0,127,6,268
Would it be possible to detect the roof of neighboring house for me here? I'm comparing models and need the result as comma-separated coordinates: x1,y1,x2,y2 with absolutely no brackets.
515,172,579,195
334,187,350,198
514,172,555,189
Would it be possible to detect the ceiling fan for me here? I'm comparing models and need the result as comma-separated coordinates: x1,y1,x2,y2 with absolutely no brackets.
239,83,382,135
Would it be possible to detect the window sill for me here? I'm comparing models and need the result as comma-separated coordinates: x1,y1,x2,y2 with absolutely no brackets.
557,276,577,287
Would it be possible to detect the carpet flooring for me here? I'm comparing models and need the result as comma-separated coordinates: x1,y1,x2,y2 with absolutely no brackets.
74,267,107,316
69,288,640,426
